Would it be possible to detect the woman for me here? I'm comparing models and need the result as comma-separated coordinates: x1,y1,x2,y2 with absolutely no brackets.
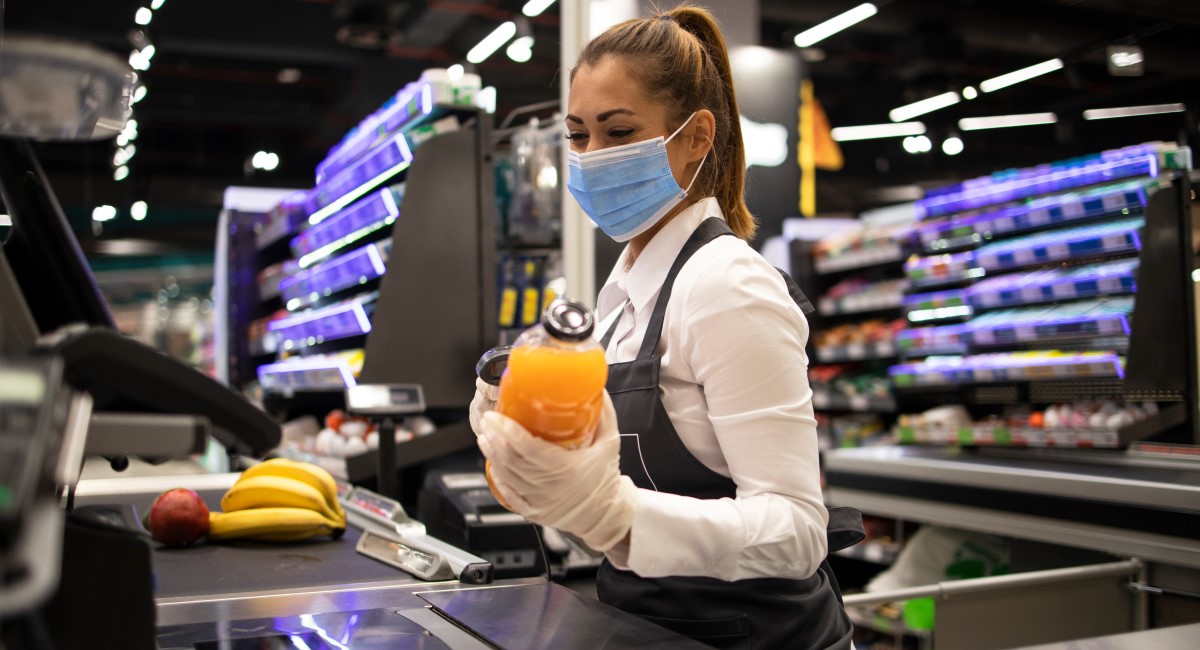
472,5,859,648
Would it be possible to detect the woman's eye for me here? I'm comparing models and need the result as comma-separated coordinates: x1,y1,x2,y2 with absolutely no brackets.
566,132,588,143
609,128,633,139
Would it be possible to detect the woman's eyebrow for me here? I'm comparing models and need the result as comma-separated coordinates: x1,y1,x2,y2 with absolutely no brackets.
564,108,638,124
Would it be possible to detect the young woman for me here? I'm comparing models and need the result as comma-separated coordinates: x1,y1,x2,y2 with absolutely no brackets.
473,5,859,648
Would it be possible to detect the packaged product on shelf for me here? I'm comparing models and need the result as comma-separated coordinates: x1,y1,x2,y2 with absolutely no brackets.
894,400,1156,448
818,277,907,315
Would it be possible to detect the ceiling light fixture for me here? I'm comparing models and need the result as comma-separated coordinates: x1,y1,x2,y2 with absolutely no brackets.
942,136,964,155
151,0,166,9
132,85,148,104
979,58,1063,93
958,112,1058,131
131,201,148,221
506,18,534,63
252,151,280,171
114,166,130,181
135,7,153,25
467,21,516,64
831,121,926,142
794,3,878,48
522,0,557,17
93,205,118,222
447,64,465,82
962,86,978,100
889,92,960,122
506,37,533,63
902,136,932,154
1082,103,1186,121
129,49,151,71
0,214,10,227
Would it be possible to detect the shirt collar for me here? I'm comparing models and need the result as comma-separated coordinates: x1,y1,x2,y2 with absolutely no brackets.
599,197,724,315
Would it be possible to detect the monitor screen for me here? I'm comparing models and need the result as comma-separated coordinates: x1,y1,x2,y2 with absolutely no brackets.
0,138,115,336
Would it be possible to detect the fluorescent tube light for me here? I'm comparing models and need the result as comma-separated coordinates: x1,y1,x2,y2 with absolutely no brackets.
958,112,1057,131
522,0,556,17
467,21,516,64
794,3,878,48
831,122,926,142
889,92,960,122
980,58,1063,93
1083,103,1186,121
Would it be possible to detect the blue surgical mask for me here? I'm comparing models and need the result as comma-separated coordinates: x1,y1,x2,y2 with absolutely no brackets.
567,112,707,242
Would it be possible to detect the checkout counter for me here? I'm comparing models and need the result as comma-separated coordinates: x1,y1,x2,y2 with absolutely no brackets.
72,474,704,650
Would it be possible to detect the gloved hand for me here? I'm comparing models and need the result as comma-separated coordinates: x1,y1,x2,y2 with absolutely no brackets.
468,378,500,436
476,392,636,553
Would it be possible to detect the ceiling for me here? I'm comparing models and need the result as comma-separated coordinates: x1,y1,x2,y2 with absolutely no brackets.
5,0,1200,257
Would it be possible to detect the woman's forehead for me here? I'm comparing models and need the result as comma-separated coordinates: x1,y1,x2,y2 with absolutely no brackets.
568,58,657,117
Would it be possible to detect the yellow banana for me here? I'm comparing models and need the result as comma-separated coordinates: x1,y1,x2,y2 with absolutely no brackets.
241,458,345,519
221,474,342,523
208,508,342,542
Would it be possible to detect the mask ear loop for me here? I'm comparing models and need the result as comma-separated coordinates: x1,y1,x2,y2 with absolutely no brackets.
662,111,706,195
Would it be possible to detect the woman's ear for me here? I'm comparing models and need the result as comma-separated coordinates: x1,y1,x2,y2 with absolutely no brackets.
687,109,716,162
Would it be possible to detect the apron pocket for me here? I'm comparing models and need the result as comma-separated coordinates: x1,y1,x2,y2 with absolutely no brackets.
638,612,751,641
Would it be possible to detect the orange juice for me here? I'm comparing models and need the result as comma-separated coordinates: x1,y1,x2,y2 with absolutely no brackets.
484,299,608,507
497,343,608,448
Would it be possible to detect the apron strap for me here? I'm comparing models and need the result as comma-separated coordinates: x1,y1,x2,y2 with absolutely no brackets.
599,302,624,351
826,506,866,553
637,217,734,360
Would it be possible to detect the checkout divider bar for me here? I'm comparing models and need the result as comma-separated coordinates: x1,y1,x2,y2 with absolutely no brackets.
842,558,1141,608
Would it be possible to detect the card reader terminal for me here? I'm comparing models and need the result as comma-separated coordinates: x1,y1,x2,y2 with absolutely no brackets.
0,357,69,548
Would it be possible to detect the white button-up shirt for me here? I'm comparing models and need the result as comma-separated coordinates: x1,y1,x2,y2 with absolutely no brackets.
597,197,829,582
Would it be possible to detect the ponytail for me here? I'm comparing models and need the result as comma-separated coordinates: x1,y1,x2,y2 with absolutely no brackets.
572,4,756,240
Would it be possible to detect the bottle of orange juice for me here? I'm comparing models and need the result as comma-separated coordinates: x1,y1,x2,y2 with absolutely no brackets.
485,299,607,505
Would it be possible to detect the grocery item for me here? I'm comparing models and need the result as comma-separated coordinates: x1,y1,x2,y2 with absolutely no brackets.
147,488,210,547
495,299,608,448
208,507,343,543
485,299,608,506
208,460,347,542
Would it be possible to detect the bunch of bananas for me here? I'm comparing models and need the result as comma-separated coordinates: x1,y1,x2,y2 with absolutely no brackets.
208,459,348,543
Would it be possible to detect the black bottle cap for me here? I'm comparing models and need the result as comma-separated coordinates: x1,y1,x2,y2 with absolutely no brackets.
542,299,594,341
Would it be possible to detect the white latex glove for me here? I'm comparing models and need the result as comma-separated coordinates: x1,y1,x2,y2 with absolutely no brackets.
468,377,500,436
476,392,636,553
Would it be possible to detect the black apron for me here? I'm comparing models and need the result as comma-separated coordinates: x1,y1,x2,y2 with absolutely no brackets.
597,217,864,650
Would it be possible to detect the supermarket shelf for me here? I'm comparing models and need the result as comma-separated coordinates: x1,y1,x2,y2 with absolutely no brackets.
258,355,359,393
968,259,1138,311
905,251,983,288
969,311,1130,347
306,133,413,228
281,239,391,311
889,352,1124,388
819,293,904,316
814,242,905,274
268,300,374,348
812,389,897,413
974,218,1143,272
815,341,897,363
916,180,1149,252
294,187,400,268
915,143,1180,219
895,424,1122,448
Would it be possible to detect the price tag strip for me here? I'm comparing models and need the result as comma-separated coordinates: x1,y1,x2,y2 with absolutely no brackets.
344,486,494,584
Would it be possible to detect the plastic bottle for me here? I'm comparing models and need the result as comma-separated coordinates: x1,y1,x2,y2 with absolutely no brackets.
484,299,608,506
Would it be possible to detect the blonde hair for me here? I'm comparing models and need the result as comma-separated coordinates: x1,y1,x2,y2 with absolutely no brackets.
571,5,756,240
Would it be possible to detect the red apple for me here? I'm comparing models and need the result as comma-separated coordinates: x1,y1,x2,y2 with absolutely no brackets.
148,488,210,546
